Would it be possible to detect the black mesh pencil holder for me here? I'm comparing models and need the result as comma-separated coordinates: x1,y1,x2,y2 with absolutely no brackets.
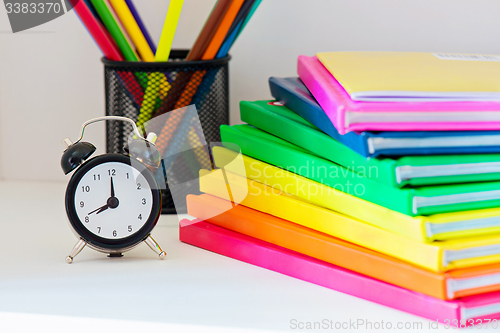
102,49,230,214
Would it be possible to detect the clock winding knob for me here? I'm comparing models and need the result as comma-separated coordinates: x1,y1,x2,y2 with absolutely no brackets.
62,138,73,149
146,132,158,145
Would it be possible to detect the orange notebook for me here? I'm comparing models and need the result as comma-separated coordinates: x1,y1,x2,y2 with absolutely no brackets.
187,194,500,300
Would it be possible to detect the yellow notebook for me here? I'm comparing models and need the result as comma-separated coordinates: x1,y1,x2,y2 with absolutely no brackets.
199,168,500,273
316,51,500,101
213,146,500,242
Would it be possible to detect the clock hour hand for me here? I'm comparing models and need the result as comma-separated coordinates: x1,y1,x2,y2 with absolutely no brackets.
88,204,109,215
96,205,110,214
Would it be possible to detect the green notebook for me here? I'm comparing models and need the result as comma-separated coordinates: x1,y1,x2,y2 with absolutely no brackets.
221,124,500,216
240,100,500,187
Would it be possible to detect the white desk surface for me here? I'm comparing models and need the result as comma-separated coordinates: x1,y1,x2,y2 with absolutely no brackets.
0,180,498,333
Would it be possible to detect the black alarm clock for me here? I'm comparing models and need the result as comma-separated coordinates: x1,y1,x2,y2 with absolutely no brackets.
61,116,166,263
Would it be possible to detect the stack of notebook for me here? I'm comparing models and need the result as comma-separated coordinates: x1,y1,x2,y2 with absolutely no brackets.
180,52,500,324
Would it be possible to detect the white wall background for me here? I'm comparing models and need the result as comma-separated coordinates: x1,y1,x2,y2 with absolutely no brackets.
1,0,500,182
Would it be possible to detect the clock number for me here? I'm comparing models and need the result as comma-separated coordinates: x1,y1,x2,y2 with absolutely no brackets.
128,225,132,232
85,216,89,223
126,173,129,179
142,198,146,205
137,183,141,190
113,230,117,237
82,186,90,192
108,169,116,176
97,227,101,233
93,174,101,181
138,214,142,220
80,201,84,208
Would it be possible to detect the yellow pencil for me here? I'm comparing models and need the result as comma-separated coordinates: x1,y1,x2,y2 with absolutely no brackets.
156,0,185,61
104,0,140,60
109,0,155,61
110,0,170,129
136,0,184,131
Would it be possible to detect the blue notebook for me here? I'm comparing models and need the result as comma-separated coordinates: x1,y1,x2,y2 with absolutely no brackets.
269,77,500,157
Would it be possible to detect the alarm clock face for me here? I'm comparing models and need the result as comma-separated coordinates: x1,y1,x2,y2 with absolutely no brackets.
65,154,161,250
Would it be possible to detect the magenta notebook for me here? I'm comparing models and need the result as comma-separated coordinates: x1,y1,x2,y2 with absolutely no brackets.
297,55,500,134
180,218,500,325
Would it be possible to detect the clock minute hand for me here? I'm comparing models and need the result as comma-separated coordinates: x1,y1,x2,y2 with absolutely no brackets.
110,177,115,198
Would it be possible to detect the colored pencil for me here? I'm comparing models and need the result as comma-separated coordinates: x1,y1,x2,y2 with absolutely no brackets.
215,0,256,58
136,0,184,131
124,0,157,53
171,0,245,108
216,18,242,58
234,0,261,41
83,0,105,26
69,0,144,106
104,0,141,60
109,0,171,118
216,0,260,58
153,0,234,115
155,0,258,153
71,0,123,61
187,0,233,61
90,0,138,61
109,0,155,61
122,0,171,83
72,0,260,151
202,0,245,60
153,0,233,118
155,0,184,61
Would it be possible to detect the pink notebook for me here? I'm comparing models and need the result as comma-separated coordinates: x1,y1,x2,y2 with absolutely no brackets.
180,218,500,325
298,55,500,134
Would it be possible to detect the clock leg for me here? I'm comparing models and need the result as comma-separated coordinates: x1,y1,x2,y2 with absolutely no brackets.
66,239,87,263
144,235,166,259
